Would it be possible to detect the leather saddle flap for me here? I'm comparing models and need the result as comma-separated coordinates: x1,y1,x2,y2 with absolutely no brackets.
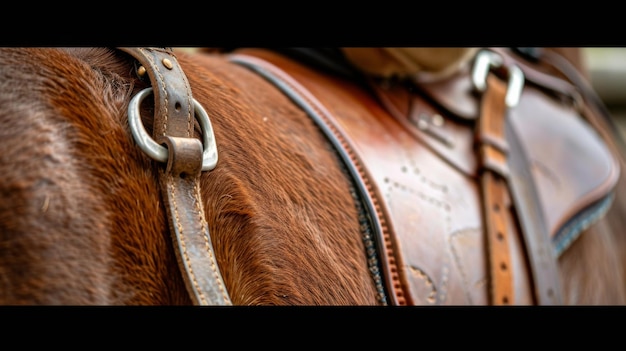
415,55,621,256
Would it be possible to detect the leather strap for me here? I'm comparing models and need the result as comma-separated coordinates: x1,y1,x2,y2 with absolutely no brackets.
477,74,514,304
478,65,563,305
118,47,231,305
506,110,563,305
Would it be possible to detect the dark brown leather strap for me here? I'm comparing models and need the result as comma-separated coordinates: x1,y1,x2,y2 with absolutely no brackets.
119,47,231,305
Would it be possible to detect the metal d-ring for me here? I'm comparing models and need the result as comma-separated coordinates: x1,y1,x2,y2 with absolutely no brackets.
128,87,218,171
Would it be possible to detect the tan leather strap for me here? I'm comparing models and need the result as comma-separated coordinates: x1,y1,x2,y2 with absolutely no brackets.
119,47,231,305
478,62,562,305
477,74,514,304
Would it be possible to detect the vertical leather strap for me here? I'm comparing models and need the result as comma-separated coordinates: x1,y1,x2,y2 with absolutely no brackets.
506,113,563,305
477,74,515,305
478,69,563,305
119,48,231,305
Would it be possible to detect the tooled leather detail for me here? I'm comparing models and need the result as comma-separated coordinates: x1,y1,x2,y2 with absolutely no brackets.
381,148,454,303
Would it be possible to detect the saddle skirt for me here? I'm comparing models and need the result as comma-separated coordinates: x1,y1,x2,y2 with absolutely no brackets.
228,48,620,305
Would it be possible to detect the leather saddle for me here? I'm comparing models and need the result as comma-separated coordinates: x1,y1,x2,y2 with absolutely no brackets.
227,48,620,305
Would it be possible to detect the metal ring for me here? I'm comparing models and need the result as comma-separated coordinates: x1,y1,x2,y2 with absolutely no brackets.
128,87,218,171
471,50,503,93
471,50,525,108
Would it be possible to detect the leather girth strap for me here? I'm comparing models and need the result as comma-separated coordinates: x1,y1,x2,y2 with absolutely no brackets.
118,48,231,305
477,74,515,304
478,67,562,305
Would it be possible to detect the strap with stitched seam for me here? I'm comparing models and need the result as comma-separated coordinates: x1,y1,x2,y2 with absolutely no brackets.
477,74,515,304
119,47,231,305
477,64,562,305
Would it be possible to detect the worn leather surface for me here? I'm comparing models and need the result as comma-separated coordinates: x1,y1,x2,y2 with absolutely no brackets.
118,48,231,305
230,48,620,305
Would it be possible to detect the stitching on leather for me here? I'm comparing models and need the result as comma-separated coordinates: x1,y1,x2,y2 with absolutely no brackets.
182,66,194,138
385,178,452,304
273,68,404,306
407,265,436,303
193,180,231,302
168,175,207,304
449,227,481,304
146,46,207,304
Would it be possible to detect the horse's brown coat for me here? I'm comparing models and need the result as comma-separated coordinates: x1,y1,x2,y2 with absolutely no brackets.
0,47,624,305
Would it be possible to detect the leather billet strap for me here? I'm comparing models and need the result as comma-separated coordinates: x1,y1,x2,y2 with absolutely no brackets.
118,47,231,305
477,73,514,304
474,50,562,305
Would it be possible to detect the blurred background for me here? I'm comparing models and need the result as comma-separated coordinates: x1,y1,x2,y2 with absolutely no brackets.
583,47,626,138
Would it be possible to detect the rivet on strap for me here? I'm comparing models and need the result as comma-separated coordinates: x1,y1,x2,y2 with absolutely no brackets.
119,47,231,305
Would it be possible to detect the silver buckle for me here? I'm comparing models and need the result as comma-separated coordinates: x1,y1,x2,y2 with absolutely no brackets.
471,50,525,108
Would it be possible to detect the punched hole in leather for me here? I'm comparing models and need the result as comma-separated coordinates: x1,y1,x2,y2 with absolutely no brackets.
477,74,515,305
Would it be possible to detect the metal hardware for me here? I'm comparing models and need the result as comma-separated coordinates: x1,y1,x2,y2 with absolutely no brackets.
472,50,525,108
128,87,218,171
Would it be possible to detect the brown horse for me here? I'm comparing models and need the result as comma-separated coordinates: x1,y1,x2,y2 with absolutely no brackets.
0,47,624,305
